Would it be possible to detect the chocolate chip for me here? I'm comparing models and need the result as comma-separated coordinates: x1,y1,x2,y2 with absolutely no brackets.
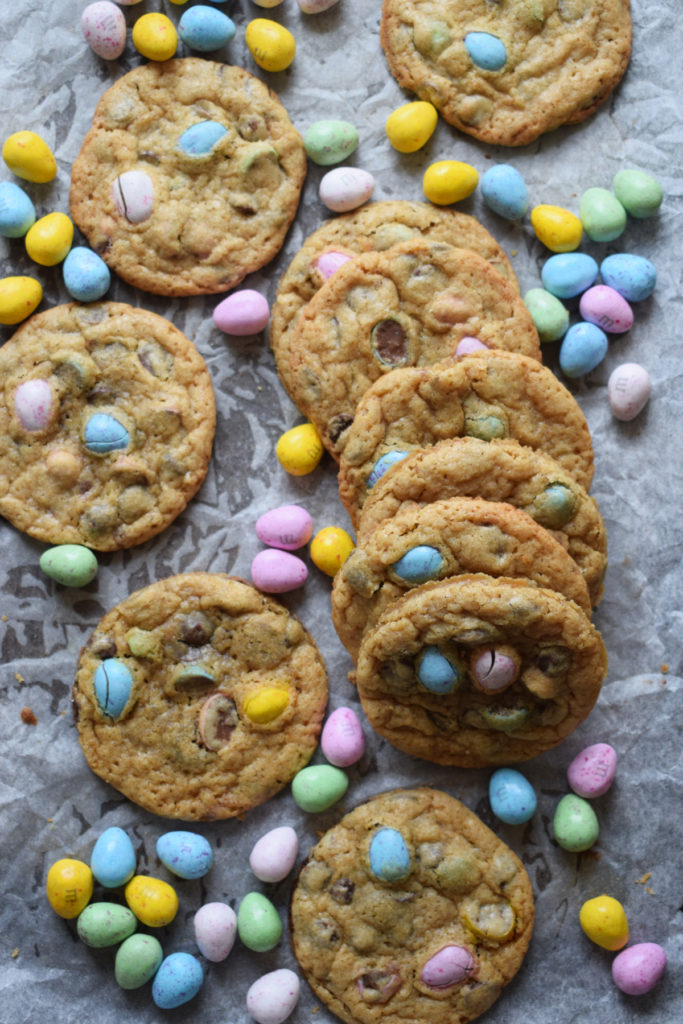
328,877,355,904
371,319,408,365
178,612,214,646
327,413,354,444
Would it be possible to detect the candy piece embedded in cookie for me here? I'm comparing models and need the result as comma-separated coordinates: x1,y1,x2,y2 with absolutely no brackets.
355,574,607,768
287,239,541,459
290,786,534,1024
70,58,307,296
73,573,329,821
0,302,215,550
380,0,632,147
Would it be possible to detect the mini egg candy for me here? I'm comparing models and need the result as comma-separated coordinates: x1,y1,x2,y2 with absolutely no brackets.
465,31,506,70
480,164,529,220
243,686,290,724
178,6,236,51
247,968,301,1024
423,160,478,205
115,933,164,990
2,130,57,183
310,526,355,576
552,793,599,852
276,422,324,475
321,707,365,767
456,337,488,356
193,902,237,962
580,894,629,950
366,450,409,487
0,181,35,237
111,169,154,223
316,250,352,279
213,289,270,334
613,168,663,218
132,13,178,61
523,287,569,342
14,378,53,431
298,0,339,10
416,645,461,694
93,658,134,719
25,212,73,266
567,742,617,798
255,504,313,550
249,825,299,883
600,253,656,303
252,0,284,7
177,120,228,156
83,411,130,454
319,167,375,212
559,322,608,378
90,826,136,887
612,943,667,995
304,120,358,166
251,549,308,593
385,101,438,153
81,2,127,60
369,827,411,882
125,875,178,928
62,247,111,301
421,946,475,989
530,204,583,252
541,252,599,299
245,18,296,72
291,764,348,812
608,363,652,422
77,902,137,948
152,952,203,1009
470,647,519,692
391,544,444,584
579,285,633,333
39,544,99,588
46,858,93,919
579,186,627,242
156,831,213,879
489,768,537,825
237,892,283,952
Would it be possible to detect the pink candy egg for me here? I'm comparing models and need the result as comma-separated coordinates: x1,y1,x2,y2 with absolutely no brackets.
471,648,519,692
251,549,307,593
421,945,475,988
316,250,353,280
81,2,127,61
579,285,633,333
321,707,365,767
608,363,652,421
249,826,299,883
111,170,154,223
567,742,617,798
319,167,375,213
612,943,667,995
255,504,313,551
193,902,237,962
213,289,270,336
246,969,300,1024
14,378,53,431
456,336,488,357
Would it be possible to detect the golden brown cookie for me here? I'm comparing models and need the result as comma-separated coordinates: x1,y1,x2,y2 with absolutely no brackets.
70,58,307,296
290,786,534,1024
0,302,215,550
73,573,328,821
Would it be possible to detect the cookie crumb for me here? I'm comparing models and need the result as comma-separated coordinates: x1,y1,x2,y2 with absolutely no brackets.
635,872,652,884
11,949,18,959
20,707,37,725
1,614,7,621
646,886,655,895
661,663,668,673
15,672,24,684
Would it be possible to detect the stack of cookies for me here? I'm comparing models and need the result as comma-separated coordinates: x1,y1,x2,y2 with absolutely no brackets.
271,200,608,769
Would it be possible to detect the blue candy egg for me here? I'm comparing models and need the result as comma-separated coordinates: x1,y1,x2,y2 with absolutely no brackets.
156,831,213,880
369,827,411,881
94,658,134,719
465,32,507,71
391,545,444,584
367,450,409,488
178,6,236,52
62,247,111,302
416,645,461,694
489,768,537,825
541,253,599,299
152,953,204,1010
480,164,529,220
84,412,130,454
91,826,137,888
600,253,656,303
177,120,228,156
0,181,36,238
559,322,608,378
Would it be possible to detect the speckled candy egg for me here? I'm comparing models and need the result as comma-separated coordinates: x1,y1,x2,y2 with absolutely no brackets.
480,164,529,219
93,658,134,718
553,794,599,852
320,707,365,767
237,892,283,952
77,902,137,947
126,875,178,928
246,968,301,1024
249,826,299,883
62,247,111,301
39,545,99,588
115,933,163,990
579,186,627,242
193,902,237,962
369,827,411,881
579,285,633,333
152,952,203,1009
81,2,127,60
567,742,617,798
421,945,475,989
90,826,137,887
304,120,358,165
291,764,348,812
559,322,608,378
14,379,54,431
600,253,656,302
612,168,663,218
0,181,35,238
612,943,667,995
489,768,537,825
541,252,599,298
608,363,652,421
251,549,308,593
178,5,236,51
255,504,313,551
156,831,213,879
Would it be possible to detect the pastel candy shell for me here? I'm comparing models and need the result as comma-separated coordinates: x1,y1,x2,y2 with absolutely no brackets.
600,253,656,302
291,764,348,812
76,902,137,947
249,826,299,883
612,943,667,995
255,505,313,550
579,285,633,333
319,167,375,213
81,2,127,60
489,768,537,824
567,742,617,797
237,892,282,952
421,945,475,988
193,902,237,962
178,6,236,51
246,968,300,1024
369,827,411,881
115,933,163,990
90,826,136,887
39,545,99,588
480,164,528,219
111,170,154,223
213,289,270,334
14,379,53,431
156,830,213,879
0,181,36,237
62,247,111,301
316,250,352,279
251,549,308,593
608,363,652,422
152,952,203,1009
320,707,365,767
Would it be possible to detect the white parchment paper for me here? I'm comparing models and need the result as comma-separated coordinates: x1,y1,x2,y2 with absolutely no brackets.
0,2,681,1022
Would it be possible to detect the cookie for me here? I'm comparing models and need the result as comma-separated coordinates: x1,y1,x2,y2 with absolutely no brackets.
287,239,541,459
0,302,215,550
270,200,518,402
290,786,534,1024
358,437,607,606
332,496,592,660
380,0,632,147
355,574,607,767
73,573,328,821
338,350,595,522
70,58,307,296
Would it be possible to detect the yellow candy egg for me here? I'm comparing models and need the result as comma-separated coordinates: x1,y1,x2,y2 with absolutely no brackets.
2,130,57,183
276,423,324,475
385,102,438,153
530,204,583,252
125,875,178,928
423,160,479,205
243,686,290,724
310,526,355,576
46,858,93,919
25,212,73,266
462,897,516,942
245,19,296,72
132,13,178,62
579,894,629,951
0,275,42,325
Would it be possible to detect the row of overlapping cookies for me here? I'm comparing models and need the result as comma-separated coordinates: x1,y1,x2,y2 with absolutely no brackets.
270,200,609,769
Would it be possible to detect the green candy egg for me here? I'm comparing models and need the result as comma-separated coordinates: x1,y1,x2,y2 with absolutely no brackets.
76,902,137,948
612,168,663,219
39,544,98,587
291,764,348,812
115,933,163,989
303,120,358,166
553,793,599,852
236,892,282,952
524,288,570,342
579,187,627,242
